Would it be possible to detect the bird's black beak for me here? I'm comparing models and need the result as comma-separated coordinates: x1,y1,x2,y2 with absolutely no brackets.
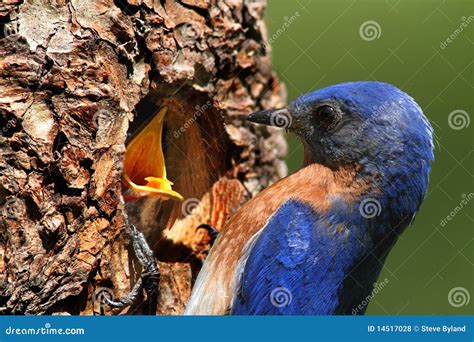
247,108,292,129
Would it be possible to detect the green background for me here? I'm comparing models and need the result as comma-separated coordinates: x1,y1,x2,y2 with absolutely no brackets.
265,0,473,314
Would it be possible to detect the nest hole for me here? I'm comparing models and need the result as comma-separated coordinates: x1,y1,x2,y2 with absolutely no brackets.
123,87,231,261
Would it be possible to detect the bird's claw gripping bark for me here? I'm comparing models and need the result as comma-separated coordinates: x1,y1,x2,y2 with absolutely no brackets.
105,224,159,315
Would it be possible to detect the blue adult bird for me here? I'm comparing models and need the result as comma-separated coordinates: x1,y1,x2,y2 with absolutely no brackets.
185,81,434,315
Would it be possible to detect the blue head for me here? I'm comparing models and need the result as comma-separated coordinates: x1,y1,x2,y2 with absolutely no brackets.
248,81,434,222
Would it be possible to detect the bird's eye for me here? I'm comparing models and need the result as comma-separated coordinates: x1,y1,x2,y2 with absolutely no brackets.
314,105,338,130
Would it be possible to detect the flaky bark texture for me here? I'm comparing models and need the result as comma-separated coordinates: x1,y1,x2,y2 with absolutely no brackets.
0,0,286,315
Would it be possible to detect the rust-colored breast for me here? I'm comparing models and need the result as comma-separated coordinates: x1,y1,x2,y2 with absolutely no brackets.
185,163,369,315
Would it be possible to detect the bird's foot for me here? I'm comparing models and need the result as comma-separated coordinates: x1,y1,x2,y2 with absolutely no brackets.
105,224,159,315
196,223,219,247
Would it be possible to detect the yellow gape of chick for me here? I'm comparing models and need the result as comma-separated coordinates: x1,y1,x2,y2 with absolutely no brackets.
122,107,183,201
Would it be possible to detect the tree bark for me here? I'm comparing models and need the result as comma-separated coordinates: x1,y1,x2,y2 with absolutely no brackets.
0,0,286,315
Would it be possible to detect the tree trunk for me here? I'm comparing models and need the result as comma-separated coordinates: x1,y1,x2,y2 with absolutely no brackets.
0,0,286,315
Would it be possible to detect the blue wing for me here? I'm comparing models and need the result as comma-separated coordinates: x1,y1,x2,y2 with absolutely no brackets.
231,199,361,315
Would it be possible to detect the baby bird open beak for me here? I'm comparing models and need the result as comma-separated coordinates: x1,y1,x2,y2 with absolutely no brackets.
122,107,183,201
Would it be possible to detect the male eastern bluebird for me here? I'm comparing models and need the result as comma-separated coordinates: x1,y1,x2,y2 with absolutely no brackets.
185,81,434,315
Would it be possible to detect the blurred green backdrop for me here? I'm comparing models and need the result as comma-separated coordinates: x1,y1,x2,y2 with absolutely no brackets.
265,0,473,315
